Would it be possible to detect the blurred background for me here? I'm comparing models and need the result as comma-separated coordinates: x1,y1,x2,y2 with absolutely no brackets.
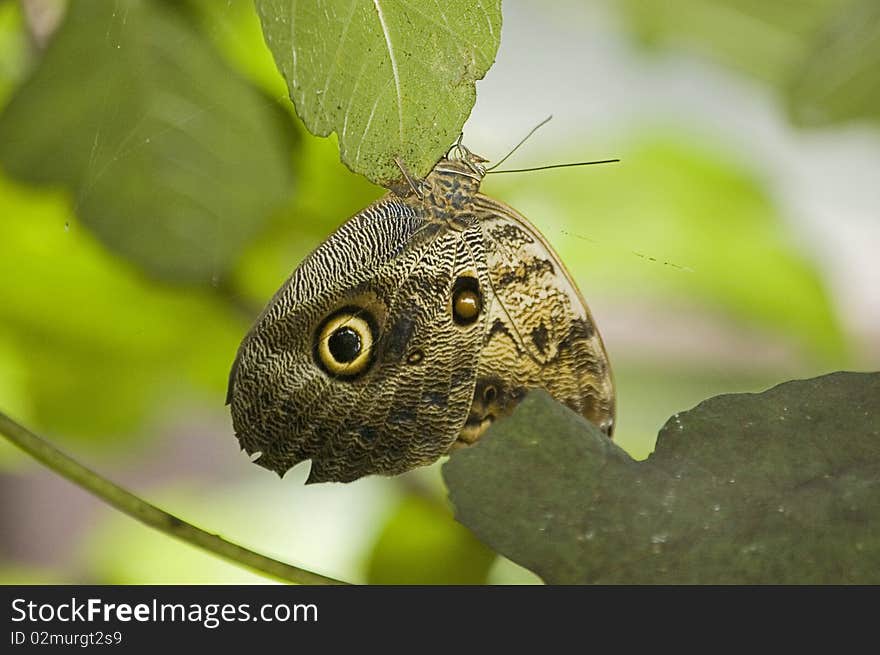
0,0,877,584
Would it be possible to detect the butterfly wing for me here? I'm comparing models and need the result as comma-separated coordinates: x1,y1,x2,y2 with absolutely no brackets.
227,196,486,483
459,193,616,441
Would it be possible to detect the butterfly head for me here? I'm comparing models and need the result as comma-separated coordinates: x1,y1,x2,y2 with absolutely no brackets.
414,143,490,214
446,141,489,175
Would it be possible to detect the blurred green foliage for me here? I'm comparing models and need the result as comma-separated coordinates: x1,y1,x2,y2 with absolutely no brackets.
366,495,496,585
0,173,246,440
0,0,875,584
0,0,298,284
616,0,880,127
619,0,843,84
787,0,880,126
488,135,846,360
80,483,300,584
0,1,29,107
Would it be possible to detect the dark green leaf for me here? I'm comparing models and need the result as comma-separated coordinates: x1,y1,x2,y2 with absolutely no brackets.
444,373,880,583
254,0,502,185
0,0,297,284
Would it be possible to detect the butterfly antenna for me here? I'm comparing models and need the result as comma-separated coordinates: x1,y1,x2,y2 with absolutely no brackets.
488,159,620,174
394,155,422,197
486,115,554,172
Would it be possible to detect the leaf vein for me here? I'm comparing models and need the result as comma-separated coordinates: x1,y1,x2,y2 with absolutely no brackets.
371,0,404,143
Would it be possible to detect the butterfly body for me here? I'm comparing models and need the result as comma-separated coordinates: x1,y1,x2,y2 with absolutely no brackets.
227,146,615,483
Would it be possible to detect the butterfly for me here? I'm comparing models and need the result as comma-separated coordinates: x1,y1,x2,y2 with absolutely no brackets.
226,142,615,483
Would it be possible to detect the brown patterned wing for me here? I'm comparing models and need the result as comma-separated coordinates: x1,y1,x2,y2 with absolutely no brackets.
458,194,616,443
227,196,486,483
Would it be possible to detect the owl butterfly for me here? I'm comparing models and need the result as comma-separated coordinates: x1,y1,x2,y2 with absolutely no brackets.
226,142,615,483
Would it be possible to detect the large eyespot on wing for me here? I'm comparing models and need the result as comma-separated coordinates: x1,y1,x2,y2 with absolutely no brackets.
226,196,440,478
313,306,378,379
471,194,616,437
303,224,488,484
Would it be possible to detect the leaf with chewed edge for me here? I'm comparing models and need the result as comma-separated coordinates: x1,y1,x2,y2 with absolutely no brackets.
254,0,502,186
444,372,880,583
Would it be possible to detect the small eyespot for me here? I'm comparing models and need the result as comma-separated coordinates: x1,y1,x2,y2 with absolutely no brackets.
315,308,376,379
406,349,424,365
452,275,482,326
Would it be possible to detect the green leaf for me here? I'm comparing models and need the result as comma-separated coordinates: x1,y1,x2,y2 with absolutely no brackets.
0,0,297,284
786,0,880,126
444,373,880,583
365,495,495,584
254,0,502,185
0,173,245,441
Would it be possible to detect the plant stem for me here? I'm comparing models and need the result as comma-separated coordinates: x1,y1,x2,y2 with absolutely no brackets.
0,410,348,585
